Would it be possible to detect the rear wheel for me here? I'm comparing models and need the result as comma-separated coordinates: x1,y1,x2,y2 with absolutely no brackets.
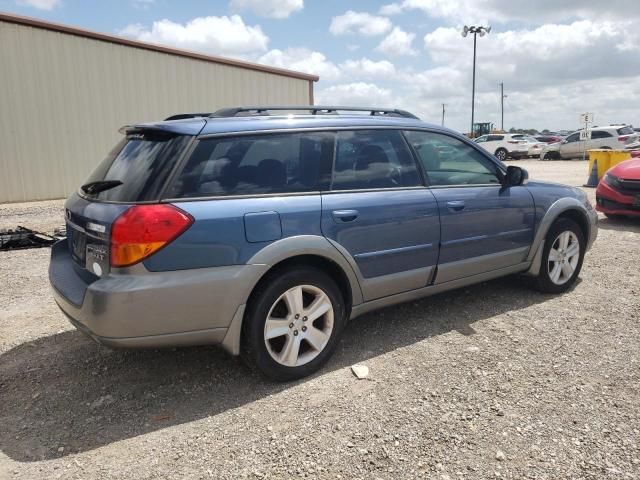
242,266,346,381
495,148,508,161
533,218,585,293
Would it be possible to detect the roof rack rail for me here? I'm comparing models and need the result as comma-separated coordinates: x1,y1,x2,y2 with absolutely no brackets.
209,106,420,120
164,113,213,121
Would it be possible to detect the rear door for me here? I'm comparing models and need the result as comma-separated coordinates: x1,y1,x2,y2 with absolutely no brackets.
321,130,440,301
404,130,535,283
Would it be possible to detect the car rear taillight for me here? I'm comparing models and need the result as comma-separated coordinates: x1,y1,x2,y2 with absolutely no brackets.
111,204,194,267
618,135,629,142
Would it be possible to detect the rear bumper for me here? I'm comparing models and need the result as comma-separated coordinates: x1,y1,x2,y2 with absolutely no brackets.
49,240,267,348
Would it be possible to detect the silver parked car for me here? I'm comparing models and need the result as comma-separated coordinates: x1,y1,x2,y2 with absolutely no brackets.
541,125,639,160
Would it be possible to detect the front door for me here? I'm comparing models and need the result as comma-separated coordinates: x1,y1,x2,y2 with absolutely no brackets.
559,132,583,158
404,130,535,283
321,129,440,301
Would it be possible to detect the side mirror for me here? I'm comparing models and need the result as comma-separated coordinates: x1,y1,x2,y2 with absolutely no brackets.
503,165,528,186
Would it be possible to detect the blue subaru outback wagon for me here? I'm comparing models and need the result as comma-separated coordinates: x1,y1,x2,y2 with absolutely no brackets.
50,106,597,380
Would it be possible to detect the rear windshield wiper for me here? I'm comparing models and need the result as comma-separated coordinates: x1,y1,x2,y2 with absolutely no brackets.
81,180,123,195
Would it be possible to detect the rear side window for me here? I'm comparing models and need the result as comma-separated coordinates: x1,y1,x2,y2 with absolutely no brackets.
168,132,332,198
82,132,190,202
331,130,421,190
591,130,613,139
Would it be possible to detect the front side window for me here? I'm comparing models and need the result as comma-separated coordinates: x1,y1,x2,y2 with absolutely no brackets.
331,130,422,190
168,132,333,198
565,133,580,143
404,130,502,186
487,135,505,141
475,135,488,143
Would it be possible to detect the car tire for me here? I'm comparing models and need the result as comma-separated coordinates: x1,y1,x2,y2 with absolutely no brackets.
495,148,508,161
533,218,585,294
241,266,346,381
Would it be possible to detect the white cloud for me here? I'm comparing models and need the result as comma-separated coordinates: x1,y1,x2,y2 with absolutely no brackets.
376,27,418,55
340,58,396,78
16,0,60,10
379,3,403,15
378,0,640,23
119,15,269,56
329,11,392,37
229,0,303,19
132,0,155,9
316,82,396,106
259,48,341,80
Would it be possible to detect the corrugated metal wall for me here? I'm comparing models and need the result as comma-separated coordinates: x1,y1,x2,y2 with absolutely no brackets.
0,20,312,203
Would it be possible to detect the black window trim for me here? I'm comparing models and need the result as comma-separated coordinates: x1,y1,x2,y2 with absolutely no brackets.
160,126,508,202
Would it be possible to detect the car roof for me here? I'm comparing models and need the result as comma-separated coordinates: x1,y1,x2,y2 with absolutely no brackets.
126,114,449,137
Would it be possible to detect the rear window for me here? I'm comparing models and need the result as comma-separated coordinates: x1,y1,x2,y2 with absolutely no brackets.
617,126,634,135
81,132,190,202
168,132,333,198
332,130,422,190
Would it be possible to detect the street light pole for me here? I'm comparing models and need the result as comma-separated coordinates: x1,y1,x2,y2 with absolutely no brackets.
471,32,477,137
462,25,491,137
441,103,446,127
500,82,505,131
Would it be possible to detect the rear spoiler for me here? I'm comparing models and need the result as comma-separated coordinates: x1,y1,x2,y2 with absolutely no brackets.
118,119,206,136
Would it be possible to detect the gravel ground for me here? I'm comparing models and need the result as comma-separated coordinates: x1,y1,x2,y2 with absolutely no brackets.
1,160,639,479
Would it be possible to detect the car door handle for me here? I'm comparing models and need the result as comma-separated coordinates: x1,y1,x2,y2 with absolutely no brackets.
332,209,359,223
446,201,465,211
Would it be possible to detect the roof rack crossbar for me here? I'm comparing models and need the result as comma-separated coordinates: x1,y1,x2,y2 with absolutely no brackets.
209,106,419,120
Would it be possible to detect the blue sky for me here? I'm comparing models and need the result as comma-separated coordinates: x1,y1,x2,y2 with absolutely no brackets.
3,0,640,132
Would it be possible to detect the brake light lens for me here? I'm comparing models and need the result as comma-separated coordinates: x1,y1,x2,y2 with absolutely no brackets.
618,135,629,142
111,204,194,267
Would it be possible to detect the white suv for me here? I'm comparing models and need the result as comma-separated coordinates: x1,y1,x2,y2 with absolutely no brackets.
540,125,639,160
474,133,540,161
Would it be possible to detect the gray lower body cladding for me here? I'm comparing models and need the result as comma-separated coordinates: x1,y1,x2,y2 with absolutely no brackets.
49,240,268,349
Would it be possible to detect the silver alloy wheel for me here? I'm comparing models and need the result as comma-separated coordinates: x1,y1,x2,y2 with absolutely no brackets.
263,284,334,367
547,230,580,285
496,149,507,161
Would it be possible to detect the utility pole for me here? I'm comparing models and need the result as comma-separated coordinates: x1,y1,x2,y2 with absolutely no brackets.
441,103,446,127
500,82,505,131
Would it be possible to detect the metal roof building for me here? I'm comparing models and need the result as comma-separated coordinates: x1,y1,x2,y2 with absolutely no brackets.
0,12,318,203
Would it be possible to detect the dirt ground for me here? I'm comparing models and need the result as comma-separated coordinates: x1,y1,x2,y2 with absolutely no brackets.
1,159,639,480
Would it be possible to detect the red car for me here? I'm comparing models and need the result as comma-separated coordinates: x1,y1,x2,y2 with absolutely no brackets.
596,157,640,218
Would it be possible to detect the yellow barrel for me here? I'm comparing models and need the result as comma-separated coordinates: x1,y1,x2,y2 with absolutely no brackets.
587,149,631,180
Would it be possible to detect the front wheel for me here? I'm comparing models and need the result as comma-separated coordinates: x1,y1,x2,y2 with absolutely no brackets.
242,266,346,381
533,218,585,293
495,148,508,161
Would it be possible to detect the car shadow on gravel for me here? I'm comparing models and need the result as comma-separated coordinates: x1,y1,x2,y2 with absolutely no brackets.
0,276,551,462
597,216,640,232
